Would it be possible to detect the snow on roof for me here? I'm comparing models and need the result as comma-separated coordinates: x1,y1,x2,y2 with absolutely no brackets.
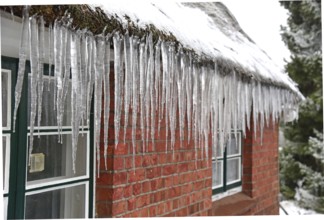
94,0,303,98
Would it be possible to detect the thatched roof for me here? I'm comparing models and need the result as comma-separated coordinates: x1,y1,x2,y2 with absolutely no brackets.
0,2,303,99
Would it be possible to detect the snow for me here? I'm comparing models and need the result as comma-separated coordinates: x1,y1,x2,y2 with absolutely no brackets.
280,200,322,215
10,4,304,171
94,1,303,98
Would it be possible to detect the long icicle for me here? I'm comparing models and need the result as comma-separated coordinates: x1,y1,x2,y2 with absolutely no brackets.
103,35,111,170
28,16,39,164
13,7,29,132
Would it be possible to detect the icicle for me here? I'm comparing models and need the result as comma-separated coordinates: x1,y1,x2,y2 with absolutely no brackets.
104,36,111,170
113,33,123,147
139,39,147,151
186,54,193,143
70,31,84,173
131,36,140,167
28,16,39,164
147,34,156,146
94,36,105,175
86,34,95,128
159,41,168,140
123,33,131,143
48,24,53,92
37,17,45,135
13,7,29,132
79,31,88,131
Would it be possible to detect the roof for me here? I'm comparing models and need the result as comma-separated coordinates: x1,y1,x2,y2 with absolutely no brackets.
95,1,303,99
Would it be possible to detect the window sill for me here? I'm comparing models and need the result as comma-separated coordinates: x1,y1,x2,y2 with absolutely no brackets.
209,192,256,216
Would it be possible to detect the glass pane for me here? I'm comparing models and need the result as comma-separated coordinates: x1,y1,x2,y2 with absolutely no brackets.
216,134,223,158
25,183,86,219
226,158,240,183
26,132,88,187
227,133,241,156
212,161,222,188
1,70,10,129
2,135,10,193
27,76,77,127
4,197,8,220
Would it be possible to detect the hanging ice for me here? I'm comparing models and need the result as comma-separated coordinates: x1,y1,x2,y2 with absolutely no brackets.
103,35,111,170
113,33,123,147
13,7,29,132
13,9,304,174
28,16,39,163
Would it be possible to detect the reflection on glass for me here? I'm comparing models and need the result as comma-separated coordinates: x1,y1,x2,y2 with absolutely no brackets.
2,137,6,191
227,133,240,156
1,71,9,128
2,136,9,193
4,197,8,220
27,76,76,127
26,133,88,186
226,158,240,183
25,184,86,219
212,161,223,188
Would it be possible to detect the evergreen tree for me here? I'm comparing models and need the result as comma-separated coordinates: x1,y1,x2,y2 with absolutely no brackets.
279,0,323,213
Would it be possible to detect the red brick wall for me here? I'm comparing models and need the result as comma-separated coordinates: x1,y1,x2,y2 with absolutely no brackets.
95,67,279,217
242,116,280,215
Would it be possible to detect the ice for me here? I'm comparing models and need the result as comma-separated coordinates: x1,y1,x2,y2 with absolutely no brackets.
103,35,111,170
70,31,81,173
131,36,140,165
37,17,45,132
28,16,39,163
113,33,123,147
13,9,305,174
94,36,105,174
139,39,147,151
123,33,131,143
13,7,29,131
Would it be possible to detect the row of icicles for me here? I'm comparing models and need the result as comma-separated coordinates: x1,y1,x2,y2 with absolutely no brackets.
13,12,300,174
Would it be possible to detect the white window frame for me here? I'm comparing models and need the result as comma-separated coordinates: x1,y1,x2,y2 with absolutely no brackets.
25,181,89,218
212,132,242,200
1,69,11,131
2,134,10,194
25,131,90,190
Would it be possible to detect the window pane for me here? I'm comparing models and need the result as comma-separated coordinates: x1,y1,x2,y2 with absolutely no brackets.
25,183,86,219
3,197,8,220
226,158,241,183
1,70,11,129
27,76,76,127
212,161,223,188
26,132,88,187
2,135,10,193
227,133,241,156
216,134,223,158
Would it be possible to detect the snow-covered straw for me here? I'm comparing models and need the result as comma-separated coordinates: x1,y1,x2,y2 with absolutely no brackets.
12,3,303,171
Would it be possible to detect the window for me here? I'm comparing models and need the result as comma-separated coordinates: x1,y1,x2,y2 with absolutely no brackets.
212,132,242,199
1,56,94,219
1,69,11,220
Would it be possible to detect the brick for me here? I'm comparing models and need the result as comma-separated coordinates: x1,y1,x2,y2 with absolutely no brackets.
113,157,124,170
96,202,112,217
96,187,113,201
127,197,136,211
128,168,145,183
112,200,127,216
162,164,176,176
146,166,161,179
133,183,142,196
113,172,127,185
